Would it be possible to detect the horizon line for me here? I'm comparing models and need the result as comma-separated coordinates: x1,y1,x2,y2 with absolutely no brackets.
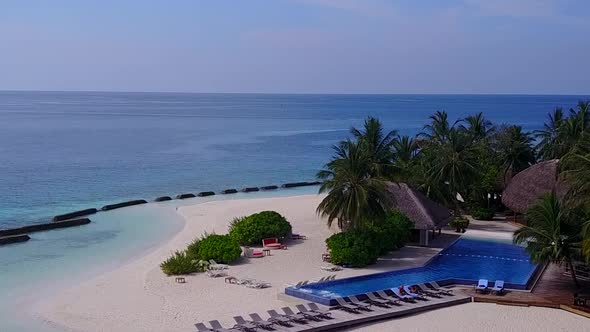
1,89,590,97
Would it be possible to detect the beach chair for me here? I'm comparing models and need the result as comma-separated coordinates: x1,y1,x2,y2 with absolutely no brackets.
320,265,343,272
327,275,337,281
265,310,293,326
366,292,400,306
195,322,213,331
268,309,307,324
375,290,402,305
209,320,241,332
209,260,229,270
234,315,268,331
307,303,333,316
317,276,327,283
246,281,271,289
403,286,428,300
236,278,255,285
416,284,443,297
283,306,319,322
391,288,416,302
492,280,505,295
428,281,454,295
206,270,228,278
249,313,279,328
332,297,361,313
476,279,489,293
296,304,332,319
336,297,371,311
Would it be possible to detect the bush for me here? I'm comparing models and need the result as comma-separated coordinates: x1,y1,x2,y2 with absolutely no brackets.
229,211,292,245
197,234,242,264
185,238,201,260
326,231,380,267
325,211,415,268
471,207,495,220
160,251,199,276
450,217,470,233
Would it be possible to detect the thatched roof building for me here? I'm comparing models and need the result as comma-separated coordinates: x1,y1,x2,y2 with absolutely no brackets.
501,159,566,214
385,182,453,230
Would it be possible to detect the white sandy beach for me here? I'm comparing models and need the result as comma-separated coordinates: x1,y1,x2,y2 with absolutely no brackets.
37,194,588,332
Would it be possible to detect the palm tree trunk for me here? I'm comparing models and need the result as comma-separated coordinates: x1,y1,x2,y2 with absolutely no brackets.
567,260,580,288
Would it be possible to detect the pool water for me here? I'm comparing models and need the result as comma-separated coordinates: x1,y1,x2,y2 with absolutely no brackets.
287,238,539,304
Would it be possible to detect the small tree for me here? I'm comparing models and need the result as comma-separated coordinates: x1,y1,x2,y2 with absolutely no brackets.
513,193,582,287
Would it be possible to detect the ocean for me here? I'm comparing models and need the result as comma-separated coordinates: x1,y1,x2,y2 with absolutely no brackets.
1,92,587,229
0,92,588,331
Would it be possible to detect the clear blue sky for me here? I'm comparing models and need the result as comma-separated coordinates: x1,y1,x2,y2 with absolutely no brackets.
1,0,589,94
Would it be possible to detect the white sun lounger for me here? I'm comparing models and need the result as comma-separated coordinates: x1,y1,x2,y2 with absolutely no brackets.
476,279,489,293
492,280,505,295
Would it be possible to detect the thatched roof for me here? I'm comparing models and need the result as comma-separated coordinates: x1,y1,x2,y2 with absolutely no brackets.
385,182,453,230
501,159,566,214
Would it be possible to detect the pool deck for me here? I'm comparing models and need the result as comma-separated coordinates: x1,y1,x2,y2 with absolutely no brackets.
466,263,590,315
263,293,472,331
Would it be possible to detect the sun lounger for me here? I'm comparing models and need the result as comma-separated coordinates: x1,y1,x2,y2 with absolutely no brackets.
375,290,402,305
195,322,213,331
265,310,293,326
246,281,271,289
416,284,442,297
296,304,332,319
366,292,400,306
320,265,343,272
391,288,416,302
209,320,241,332
283,306,319,322
317,276,327,282
492,280,505,295
207,270,228,278
307,303,333,317
234,315,271,331
236,278,255,285
333,297,362,313
268,309,307,324
327,275,336,281
336,297,371,311
403,286,428,300
428,281,454,295
249,313,279,328
209,260,229,270
476,279,489,293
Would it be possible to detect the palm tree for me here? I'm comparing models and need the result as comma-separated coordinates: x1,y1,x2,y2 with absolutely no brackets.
513,193,582,287
561,150,590,209
460,112,495,142
535,107,565,160
391,135,419,181
316,139,389,230
419,111,459,144
350,117,398,178
494,125,536,179
423,130,478,210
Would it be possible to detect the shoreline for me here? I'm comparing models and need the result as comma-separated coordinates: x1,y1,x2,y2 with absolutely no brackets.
25,194,589,332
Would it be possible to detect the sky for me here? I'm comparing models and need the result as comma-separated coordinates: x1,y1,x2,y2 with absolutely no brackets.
1,0,589,94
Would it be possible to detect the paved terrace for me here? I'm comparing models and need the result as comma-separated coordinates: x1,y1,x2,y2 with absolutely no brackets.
215,293,471,332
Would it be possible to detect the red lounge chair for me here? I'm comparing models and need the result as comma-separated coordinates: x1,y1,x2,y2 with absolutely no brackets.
244,247,264,258
262,238,286,250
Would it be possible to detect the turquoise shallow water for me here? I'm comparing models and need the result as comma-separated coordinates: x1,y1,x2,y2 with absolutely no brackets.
0,187,316,332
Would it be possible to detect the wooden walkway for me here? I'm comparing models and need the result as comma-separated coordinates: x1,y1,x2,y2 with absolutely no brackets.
465,264,590,315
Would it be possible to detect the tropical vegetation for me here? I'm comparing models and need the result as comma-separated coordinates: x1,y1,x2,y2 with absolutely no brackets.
317,101,590,273
229,211,292,246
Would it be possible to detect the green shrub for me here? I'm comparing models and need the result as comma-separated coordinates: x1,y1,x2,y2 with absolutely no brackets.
160,251,199,276
326,231,380,267
185,238,201,260
325,211,415,267
229,211,292,245
471,207,495,220
197,234,242,264
450,217,470,232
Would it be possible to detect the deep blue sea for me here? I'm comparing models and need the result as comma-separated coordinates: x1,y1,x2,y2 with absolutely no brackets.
1,92,588,229
0,92,588,331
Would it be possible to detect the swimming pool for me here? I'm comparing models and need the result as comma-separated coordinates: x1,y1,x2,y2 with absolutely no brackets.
286,238,540,305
